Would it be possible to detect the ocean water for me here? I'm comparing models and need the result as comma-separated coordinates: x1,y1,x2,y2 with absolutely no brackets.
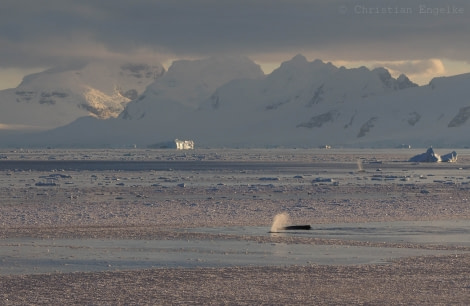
1,148,470,275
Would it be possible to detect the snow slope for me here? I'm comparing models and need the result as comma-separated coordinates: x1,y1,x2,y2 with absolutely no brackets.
119,55,264,120
2,55,470,148
0,61,164,130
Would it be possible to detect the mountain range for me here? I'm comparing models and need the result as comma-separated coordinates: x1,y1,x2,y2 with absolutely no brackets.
1,54,469,148
0,60,164,130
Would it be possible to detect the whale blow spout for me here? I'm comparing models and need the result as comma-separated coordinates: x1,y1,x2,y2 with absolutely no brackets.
269,213,311,232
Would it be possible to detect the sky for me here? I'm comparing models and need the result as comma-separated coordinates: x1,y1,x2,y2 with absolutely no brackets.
1,0,470,89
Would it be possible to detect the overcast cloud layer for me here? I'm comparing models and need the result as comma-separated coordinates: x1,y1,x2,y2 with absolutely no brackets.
1,0,469,75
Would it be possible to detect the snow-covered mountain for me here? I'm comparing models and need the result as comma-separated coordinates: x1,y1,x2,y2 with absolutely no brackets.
0,61,164,130
198,62,469,148
2,54,470,148
119,55,264,120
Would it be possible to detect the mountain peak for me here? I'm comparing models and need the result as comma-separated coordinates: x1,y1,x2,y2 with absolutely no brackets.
277,54,309,70
372,67,417,90
0,60,164,130
396,74,418,90
270,55,336,82
291,54,308,63
119,55,264,119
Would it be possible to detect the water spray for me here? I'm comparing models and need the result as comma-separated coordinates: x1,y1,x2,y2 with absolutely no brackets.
269,212,311,233
357,159,365,172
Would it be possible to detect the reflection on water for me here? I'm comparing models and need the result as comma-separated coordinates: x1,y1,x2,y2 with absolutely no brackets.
0,237,463,276
1,220,469,275
191,219,470,246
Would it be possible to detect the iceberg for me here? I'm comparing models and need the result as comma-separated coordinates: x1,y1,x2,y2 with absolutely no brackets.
409,148,457,163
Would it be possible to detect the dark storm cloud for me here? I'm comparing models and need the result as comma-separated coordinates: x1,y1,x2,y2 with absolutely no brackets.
1,0,469,68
